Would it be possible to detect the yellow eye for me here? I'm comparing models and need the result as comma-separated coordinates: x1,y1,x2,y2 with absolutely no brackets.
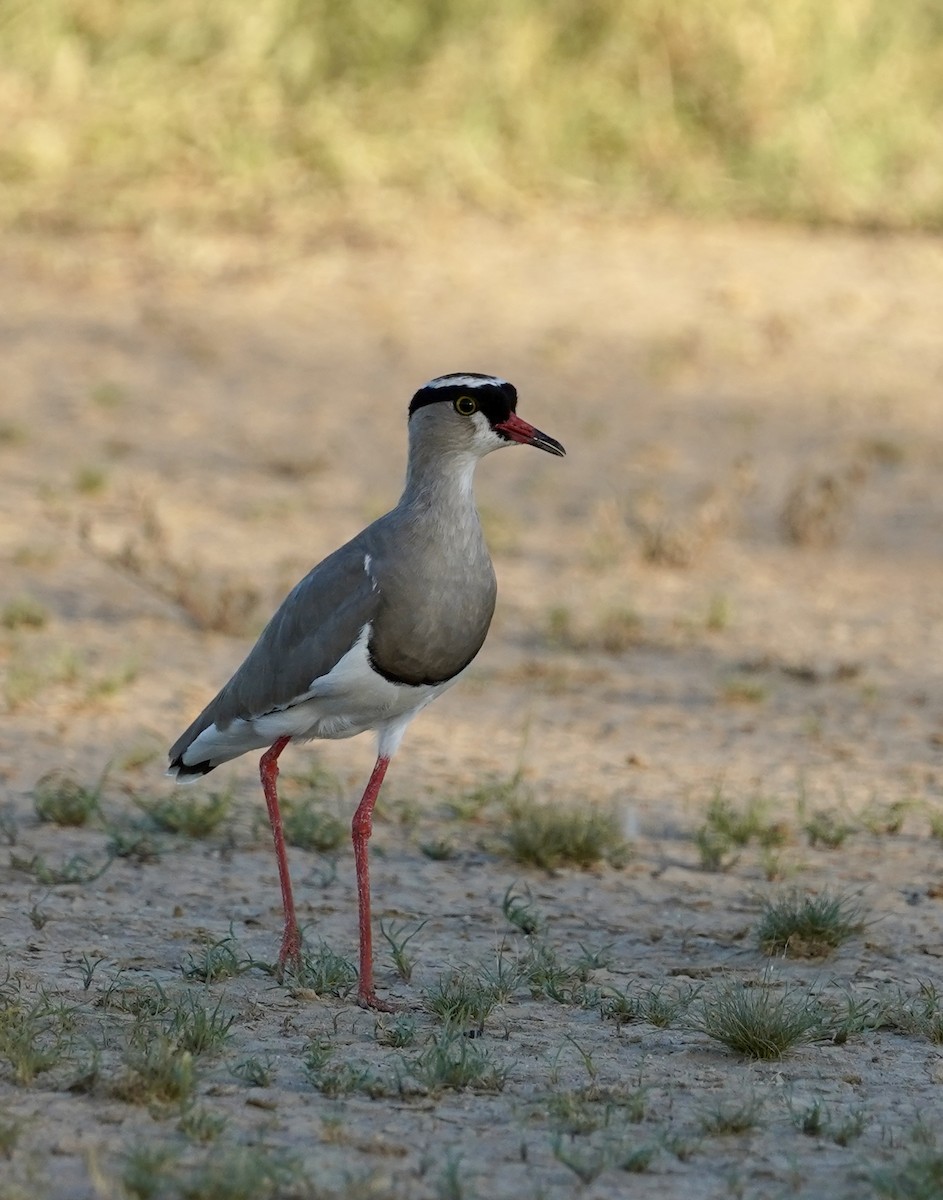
454,395,478,416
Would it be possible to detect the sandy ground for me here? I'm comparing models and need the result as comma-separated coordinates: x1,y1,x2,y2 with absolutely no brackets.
1,216,943,1199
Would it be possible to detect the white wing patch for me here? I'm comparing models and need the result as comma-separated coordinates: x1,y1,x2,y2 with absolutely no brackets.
363,553,379,591
181,623,461,769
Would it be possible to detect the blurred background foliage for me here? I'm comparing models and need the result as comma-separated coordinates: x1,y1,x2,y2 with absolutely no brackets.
1,0,942,236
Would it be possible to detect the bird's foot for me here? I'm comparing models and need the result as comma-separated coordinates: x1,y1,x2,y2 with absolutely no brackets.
274,927,303,983
357,988,399,1013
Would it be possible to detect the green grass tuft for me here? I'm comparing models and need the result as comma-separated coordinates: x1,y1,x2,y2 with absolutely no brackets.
504,796,629,869
141,790,231,837
280,797,345,853
803,809,856,848
788,1097,867,1145
692,978,825,1060
756,890,867,958
182,935,249,983
502,884,543,935
167,994,235,1056
1,597,48,631
406,1030,507,1095
872,1147,943,1200
32,769,102,827
0,990,71,1084
698,1093,765,1135
113,1037,197,1106
424,970,501,1030
10,852,111,885
122,1141,308,1200
293,943,357,997
601,983,699,1029
231,1055,275,1087
374,1015,417,1048
882,983,943,1044
302,1040,393,1099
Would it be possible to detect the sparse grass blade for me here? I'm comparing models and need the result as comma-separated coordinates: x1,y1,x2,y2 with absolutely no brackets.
694,824,740,873
544,1090,604,1135
788,1097,867,1145
231,1055,275,1087
106,824,164,864
123,1141,309,1200
478,948,526,1003
122,1144,181,1200
544,604,643,653
181,1144,309,1200
694,787,790,871
860,799,909,836
698,1093,765,1134
928,808,943,843
617,1143,657,1174
517,942,582,1004
0,805,17,846
302,1039,393,1098
98,978,172,1018
872,1146,943,1199
444,774,522,821
375,1015,417,1048
0,1116,22,1159
10,852,112,885
502,884,543,935
881,983,943,1044
5,643,81,710
181,935,249,983
601,983,699,1029
379,918,426,983
552,1133,656,1183
545,1084,647,1135
551,1136,607,1185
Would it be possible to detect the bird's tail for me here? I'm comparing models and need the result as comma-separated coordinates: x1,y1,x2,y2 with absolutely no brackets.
166,755,215,785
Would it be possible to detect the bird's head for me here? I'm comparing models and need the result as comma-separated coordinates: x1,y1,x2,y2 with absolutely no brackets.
408,373,566,459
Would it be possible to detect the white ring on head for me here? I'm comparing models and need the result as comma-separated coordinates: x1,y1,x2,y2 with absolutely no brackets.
424,374,508,390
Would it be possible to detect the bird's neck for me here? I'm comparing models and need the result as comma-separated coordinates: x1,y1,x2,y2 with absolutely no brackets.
399,446,481,524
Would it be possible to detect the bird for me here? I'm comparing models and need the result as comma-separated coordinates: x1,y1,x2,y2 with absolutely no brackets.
167,372,565,1009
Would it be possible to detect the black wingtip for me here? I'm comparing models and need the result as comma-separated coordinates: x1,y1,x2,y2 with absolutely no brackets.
167,755,215,783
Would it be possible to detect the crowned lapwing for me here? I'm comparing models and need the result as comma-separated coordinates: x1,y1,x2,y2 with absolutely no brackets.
168,373,565,1009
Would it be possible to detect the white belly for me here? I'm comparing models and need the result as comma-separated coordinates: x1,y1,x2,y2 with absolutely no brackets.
181,625,460,768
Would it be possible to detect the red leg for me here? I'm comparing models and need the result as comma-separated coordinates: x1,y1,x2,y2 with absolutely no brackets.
352,755,392,1010
259,736,301,977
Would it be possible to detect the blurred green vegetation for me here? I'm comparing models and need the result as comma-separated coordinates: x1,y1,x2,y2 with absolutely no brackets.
1,0,942,235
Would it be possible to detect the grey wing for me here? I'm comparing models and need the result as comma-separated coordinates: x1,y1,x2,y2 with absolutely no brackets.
168,536,381,767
